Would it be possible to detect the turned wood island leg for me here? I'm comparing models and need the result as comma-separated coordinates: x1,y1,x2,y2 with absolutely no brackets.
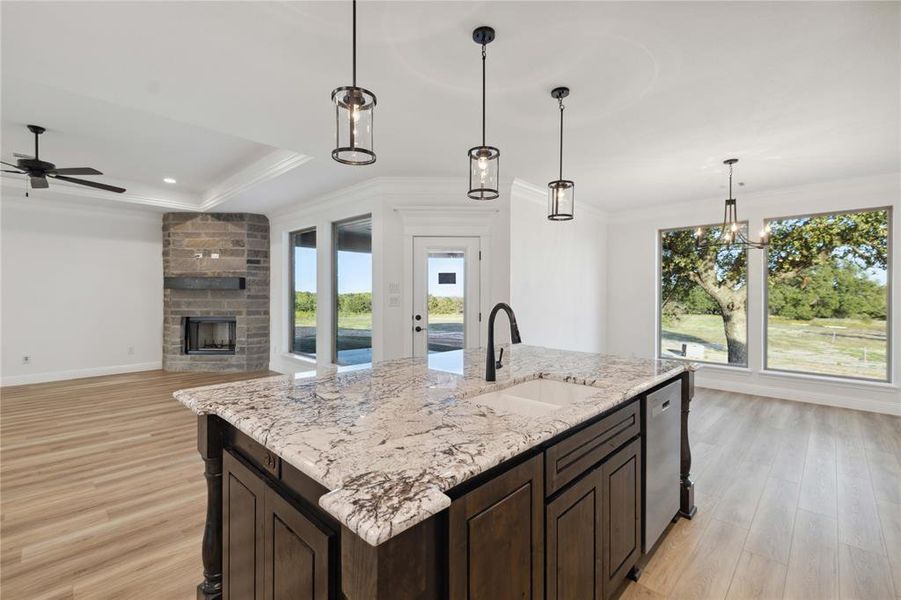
679,371,697,519
197,415,224,600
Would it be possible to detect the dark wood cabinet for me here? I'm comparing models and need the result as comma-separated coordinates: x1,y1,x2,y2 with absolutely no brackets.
223,450,333,600
546,436,642,600
449,454,544,600
546,467,603,600
600,438,642,599
264,490,330,600
223,449,265,600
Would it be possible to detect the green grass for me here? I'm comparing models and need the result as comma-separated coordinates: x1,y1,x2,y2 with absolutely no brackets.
661,314,888,380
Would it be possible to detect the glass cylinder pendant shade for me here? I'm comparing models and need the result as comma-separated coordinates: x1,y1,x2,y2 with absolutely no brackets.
468,145,500,200
331,85,376,165
548,180,574,220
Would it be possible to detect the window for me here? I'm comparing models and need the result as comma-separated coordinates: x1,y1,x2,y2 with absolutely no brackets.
334,215,372,365
659,224,749,367
765,207,891,381
290,228,317,358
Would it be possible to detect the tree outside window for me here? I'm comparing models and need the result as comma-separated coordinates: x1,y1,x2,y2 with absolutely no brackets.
659,225,749,366
766,208,890,381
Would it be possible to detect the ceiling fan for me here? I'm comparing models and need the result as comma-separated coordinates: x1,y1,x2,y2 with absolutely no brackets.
1,124,127,194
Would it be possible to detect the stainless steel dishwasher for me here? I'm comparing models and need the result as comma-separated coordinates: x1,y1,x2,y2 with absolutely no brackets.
643,380,681,553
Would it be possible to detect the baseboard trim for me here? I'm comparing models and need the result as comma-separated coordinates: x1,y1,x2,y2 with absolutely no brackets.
1,361,162,387
696,376,901,416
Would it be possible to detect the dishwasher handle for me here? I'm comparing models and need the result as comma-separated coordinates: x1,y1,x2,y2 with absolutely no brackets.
651,398,672,419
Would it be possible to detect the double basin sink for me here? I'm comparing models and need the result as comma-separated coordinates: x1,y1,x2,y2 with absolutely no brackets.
467,378,599,417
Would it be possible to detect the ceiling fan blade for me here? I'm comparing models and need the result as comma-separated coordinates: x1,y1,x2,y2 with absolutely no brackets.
49,174,126,193
30,176,49,189
1,161,21,169
2,169,25,174
51,167,103,176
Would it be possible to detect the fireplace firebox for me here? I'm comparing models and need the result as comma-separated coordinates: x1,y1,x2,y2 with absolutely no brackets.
184,317,237,355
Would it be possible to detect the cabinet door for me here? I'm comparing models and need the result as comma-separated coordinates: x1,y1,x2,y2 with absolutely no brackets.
546,468,603,600
223,450,265,600
263,489,331,600
449,454,544,600
601,438,642,599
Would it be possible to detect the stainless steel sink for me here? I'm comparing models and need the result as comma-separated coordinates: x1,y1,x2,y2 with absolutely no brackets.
467,379,598,417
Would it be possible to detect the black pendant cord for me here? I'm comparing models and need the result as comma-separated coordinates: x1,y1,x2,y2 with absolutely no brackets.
352,0,357,88
558,98,565,180
481,44,487,147
728,161,733,200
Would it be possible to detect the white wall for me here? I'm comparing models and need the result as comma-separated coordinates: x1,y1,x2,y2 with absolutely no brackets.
1,197,163,385
267,178,511,374
510,180,608,353
606,173,900,415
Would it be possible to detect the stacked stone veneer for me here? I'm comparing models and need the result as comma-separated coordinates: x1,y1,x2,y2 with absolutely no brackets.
162,213,269,372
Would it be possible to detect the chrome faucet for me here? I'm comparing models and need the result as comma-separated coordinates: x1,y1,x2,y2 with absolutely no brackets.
486,302,522,381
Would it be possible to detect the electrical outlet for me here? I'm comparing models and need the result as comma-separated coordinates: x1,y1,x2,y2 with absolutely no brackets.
128,346,135,355
22,355,31,365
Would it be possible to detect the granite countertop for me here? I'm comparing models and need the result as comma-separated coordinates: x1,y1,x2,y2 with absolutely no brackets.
174,345,690,546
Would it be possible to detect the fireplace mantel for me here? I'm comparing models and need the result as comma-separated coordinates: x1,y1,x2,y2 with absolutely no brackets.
164,276,246,290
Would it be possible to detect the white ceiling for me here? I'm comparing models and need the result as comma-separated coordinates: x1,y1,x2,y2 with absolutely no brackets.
1,1,898,213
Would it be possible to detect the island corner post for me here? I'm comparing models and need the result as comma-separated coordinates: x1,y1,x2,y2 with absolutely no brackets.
679,369,697,519
197,415,224,600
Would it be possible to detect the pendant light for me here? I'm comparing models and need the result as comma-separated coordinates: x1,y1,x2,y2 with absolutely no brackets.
547,87,574,221
467,26,500,200
331,0,376,165
695,158,770,249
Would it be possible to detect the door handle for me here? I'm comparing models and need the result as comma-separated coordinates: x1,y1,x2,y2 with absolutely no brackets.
415,326,423,332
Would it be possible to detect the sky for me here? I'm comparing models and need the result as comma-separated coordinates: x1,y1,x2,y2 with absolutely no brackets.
294,248,373,294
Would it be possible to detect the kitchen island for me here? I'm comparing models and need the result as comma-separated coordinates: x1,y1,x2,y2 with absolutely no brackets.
175,345,696,600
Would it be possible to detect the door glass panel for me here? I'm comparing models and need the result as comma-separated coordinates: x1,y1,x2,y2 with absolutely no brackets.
427,251,465,353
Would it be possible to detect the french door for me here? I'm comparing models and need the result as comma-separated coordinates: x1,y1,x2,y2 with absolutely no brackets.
412,237,481,357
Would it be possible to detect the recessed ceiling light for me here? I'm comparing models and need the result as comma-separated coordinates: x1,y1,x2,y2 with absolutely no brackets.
163,177,177,184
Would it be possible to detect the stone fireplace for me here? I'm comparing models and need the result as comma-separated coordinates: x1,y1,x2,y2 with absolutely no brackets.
162,213,269,372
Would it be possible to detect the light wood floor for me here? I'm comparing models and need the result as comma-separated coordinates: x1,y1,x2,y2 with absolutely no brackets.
0,370,274,600
623,388,901,600
1,372,899,599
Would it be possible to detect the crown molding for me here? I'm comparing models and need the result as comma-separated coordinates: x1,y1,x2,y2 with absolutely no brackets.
0,176,199,211
1,148,312,214
200,149,312,211
0,188,167,220
606,171,901,224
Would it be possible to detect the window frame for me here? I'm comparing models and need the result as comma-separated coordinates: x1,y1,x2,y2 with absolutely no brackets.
288,226,317,359
332,214,373,366
656,221,750,368
762,205,893,383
